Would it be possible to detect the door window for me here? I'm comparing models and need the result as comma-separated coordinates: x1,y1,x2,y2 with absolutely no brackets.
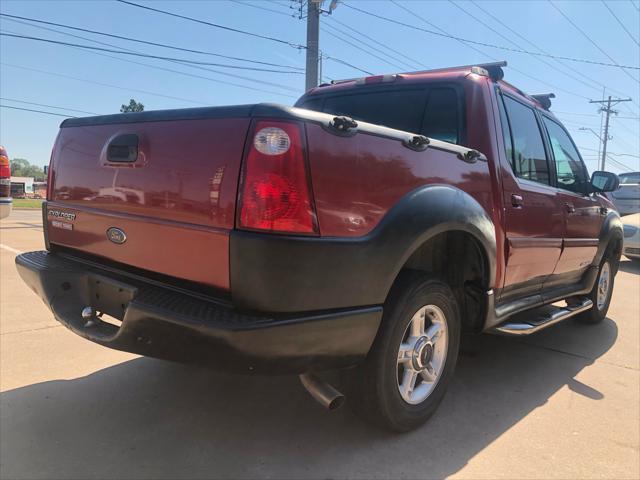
542,116,589,194
502,96,550,185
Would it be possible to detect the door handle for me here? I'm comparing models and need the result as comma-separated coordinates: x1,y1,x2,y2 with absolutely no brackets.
564,202,576,214
511,194,524,208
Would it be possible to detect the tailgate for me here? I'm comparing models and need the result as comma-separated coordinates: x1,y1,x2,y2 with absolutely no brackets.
47,111,252,290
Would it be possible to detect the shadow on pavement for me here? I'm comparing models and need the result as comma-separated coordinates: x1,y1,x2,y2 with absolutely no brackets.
0,318,618,480
618,258,640,275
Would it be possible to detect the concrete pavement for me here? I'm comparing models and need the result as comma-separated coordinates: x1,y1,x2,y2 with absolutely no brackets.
1,210,639,479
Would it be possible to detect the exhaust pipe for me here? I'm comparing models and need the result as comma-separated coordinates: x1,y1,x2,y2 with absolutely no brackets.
299,373,345,410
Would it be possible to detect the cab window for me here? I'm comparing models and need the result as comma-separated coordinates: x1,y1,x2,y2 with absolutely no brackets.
303,86,463,143
542,116,588,193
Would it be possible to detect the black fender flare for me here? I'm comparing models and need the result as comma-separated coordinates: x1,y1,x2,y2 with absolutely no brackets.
230,185,497,313
593,210,623,267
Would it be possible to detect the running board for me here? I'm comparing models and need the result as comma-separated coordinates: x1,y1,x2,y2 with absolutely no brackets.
492,298,593,336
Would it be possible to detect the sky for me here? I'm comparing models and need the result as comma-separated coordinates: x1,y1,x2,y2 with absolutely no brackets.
0,0,639,174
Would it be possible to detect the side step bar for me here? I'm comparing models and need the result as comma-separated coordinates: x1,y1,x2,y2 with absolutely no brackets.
493,298,593,336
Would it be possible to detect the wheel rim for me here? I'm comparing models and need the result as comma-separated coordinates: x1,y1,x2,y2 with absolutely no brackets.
396,304,448,405
596,261,611,310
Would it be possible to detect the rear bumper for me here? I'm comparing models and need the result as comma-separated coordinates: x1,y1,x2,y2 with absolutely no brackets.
15,251,382,373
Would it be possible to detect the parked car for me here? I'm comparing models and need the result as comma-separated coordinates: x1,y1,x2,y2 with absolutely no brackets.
608,171,640,215
16,61,623,431
622,213,640,262
0,145,12,219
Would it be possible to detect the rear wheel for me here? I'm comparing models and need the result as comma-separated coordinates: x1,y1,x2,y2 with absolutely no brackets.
576,257,614,324
347,273,460,432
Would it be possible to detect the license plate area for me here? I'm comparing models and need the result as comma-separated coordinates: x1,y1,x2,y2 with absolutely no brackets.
88,274,137,322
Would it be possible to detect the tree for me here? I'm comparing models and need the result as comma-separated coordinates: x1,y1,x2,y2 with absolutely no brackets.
120,99,144,113
10,158,45,180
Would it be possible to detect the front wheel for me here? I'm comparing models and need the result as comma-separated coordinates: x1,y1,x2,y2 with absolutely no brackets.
347,273,461,432
576,258,614,324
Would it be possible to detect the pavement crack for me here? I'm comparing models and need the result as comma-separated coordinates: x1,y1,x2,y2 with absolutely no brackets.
2,324,62,336
516,339,639,371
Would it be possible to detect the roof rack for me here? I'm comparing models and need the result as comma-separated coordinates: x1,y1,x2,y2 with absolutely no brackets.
328,61,507,86
531,93,556,110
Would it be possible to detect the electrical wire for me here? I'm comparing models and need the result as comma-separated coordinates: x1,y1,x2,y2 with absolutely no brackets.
116,0,382,76
0,97,99,115
228,0,294,17
0,104,76,118
342,2,640,70
601,0,640,47
0,13,305,70
464,0,621,98
0,32,303,74
1,62,210,105
321,22,408,71
1,23,299,96
327,16,425,69
389,0,591,101
116,0,305,48
549,1,639,83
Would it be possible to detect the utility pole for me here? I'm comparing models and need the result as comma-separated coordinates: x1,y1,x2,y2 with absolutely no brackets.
589,96,632,170
305,1,320,91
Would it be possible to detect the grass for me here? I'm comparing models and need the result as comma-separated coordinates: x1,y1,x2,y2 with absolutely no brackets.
12,198,44,209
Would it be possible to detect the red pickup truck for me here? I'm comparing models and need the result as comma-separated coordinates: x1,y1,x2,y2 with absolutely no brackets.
16,62,622,431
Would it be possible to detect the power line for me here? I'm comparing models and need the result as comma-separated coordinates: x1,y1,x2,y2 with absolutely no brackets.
601,0,640,47
117,0,371,76
555,110,640,121
447,0,594,101
1,23,299,96
327,16,425,69
549,1,639,83
0,97,99,115
0,104,75,118
1,62,210,105
321,22,408,71
342,2,640,71
228,0,294,17
117,0,305,48
468,0,624,98
0,13,304,70
0,32,303,74
390,0,591,101
323,55,372,76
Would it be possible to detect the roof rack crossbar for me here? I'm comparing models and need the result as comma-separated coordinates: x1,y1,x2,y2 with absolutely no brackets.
531,93,556,110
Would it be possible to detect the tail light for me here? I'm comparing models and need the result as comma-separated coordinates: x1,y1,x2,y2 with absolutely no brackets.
0,146,10,178
238,120,318,235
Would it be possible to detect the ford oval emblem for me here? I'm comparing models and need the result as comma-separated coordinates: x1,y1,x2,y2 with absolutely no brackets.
106,227,127,245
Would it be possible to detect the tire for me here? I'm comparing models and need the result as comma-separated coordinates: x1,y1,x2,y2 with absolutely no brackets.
576,256,615,324
346,272,461,432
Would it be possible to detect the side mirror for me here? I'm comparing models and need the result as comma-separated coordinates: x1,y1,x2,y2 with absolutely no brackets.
590,171,619,193
43,166,48,175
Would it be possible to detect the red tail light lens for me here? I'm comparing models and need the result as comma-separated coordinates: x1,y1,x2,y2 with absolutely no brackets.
238,121,318,235
0,146,10,178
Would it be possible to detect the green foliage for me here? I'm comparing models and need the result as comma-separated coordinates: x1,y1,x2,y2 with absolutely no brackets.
120,99,145,113
13,198,44,209
10,158,45,181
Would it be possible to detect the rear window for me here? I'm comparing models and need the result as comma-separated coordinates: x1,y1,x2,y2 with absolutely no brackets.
299,86,462,144
620,173,640,184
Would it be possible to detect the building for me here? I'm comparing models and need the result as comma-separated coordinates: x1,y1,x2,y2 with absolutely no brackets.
10,176,34,198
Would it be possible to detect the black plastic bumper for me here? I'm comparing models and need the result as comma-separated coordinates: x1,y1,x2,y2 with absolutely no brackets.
15,251,382,374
